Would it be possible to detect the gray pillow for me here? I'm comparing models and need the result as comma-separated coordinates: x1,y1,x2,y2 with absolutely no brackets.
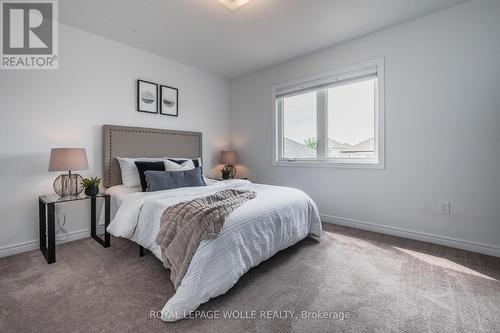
144,167,206,192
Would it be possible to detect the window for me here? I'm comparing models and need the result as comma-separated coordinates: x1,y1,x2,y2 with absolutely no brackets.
273,58,384,168
283,91,317,159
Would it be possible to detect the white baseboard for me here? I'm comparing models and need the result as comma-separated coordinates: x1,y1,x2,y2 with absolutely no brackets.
0,225,105,259
321,214,500,258
3,216,499,259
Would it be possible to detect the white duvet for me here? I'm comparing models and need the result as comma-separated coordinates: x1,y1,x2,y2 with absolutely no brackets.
107,179,322,322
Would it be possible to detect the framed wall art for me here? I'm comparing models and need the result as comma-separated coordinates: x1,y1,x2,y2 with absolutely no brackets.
160,85,179,117
137,80,158,114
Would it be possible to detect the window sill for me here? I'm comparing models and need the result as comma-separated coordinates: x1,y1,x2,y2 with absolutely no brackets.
272,160,385,169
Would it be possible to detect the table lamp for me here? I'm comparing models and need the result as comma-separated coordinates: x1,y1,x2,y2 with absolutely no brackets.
48,148,89,197
220,150,238,179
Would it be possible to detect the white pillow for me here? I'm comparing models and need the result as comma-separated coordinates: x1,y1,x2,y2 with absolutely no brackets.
116,157,163,188
164,157,202,167
164,158,195,171
164,157,207,181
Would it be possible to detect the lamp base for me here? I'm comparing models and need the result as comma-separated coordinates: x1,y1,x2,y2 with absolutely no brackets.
53,173,84,197
222,164,237,179
230,164,237,178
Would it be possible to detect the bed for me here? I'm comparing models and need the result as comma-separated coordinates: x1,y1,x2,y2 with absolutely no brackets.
103,125,322,322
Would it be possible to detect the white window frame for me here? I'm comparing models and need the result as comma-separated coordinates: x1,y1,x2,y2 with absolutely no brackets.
272,58,385,169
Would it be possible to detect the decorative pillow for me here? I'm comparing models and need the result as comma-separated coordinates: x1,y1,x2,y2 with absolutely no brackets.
164,157,202,168
116,157,163,188
164,158,195,171
134,161,166,191
144,167,206,192
165,157,208,182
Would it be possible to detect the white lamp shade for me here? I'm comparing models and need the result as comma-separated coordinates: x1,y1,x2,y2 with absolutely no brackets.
220,150,238,165
48,148,89,172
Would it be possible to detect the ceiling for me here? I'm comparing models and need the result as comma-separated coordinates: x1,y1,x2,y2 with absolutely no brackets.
59,0,469,78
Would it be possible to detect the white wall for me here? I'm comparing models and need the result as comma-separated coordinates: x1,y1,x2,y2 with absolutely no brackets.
229,0,500,255
0,24,230,255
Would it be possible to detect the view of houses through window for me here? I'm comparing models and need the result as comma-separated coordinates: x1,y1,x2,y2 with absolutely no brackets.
282,78,376,160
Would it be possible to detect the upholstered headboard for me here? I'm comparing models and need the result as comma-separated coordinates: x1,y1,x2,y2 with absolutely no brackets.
103,125,202,188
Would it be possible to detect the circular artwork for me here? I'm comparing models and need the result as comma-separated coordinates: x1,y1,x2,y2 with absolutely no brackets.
141,90,155,104
163,98,175,107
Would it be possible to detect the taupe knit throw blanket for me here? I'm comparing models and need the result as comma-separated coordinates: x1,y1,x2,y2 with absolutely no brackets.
156,189,257,289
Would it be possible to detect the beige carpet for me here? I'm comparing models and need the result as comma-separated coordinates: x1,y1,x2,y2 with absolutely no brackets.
1,224,499,332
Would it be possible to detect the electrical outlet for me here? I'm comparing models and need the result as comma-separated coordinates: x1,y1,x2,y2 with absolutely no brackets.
438,201,451,214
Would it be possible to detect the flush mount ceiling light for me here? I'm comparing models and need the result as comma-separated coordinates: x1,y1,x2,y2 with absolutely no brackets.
218,0,252,11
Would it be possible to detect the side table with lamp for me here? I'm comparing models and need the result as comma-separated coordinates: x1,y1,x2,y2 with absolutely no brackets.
216,150,248,180
220,150,238,179
39,148,110,264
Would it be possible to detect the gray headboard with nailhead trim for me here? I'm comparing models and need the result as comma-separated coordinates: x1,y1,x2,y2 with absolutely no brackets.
103,125,202,188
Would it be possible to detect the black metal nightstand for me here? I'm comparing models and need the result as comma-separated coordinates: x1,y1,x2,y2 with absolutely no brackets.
38,193,110,264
